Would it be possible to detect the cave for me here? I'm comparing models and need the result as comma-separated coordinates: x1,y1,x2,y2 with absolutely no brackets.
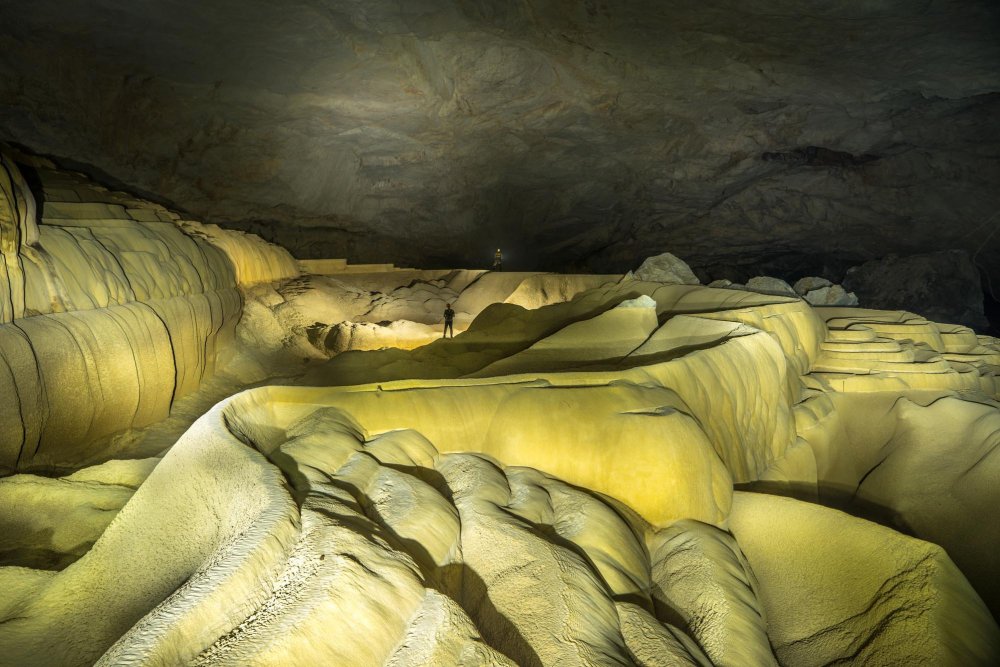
1,1,999,665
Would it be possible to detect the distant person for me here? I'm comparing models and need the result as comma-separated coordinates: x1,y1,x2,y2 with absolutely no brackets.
493,248,503,271
443,302,455,338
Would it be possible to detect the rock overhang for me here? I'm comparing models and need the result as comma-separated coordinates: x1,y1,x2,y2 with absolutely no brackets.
0,0,998,277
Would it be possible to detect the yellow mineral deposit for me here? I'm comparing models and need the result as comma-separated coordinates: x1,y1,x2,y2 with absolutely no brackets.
0,146,998,665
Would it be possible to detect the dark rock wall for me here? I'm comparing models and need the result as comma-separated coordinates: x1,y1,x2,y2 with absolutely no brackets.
1,1,998,275
843,250,989,330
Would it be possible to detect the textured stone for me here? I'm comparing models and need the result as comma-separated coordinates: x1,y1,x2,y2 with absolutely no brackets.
729,492,1000,667
793,277,859,306
792,276,832,295
2,252,1000,664
649,520,777,666
744,276,797,296
843,250,988,329
634,252,700,285
0,148,301,472
806,285,858,306
0,3,997,276
0,150,37,322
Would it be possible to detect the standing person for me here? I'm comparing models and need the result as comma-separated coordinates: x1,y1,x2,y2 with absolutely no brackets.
493,248,503,271
443,302,455,338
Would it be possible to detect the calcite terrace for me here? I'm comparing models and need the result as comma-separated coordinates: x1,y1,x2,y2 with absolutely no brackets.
0,145,298,472
1,149,999,665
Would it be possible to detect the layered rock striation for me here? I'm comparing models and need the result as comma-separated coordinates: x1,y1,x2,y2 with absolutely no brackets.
0,146,297,473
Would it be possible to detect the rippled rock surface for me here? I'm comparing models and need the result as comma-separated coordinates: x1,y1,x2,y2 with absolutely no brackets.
3,271,999,665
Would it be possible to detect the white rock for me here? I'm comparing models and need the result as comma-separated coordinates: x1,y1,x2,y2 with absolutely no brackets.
634,253,700,285
617,294,657,309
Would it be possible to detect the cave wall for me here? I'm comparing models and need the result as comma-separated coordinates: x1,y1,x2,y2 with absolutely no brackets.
0,1,998,276
0,147,298,473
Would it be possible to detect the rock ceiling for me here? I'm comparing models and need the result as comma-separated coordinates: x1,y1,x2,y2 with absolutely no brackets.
1,1,998,275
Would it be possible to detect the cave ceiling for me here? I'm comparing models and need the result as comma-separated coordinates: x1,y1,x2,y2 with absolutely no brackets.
1,0,998,276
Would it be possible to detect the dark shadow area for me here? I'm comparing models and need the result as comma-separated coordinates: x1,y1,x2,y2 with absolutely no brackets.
694,249,862,287
6,140,191,218
0,527,83,570
762,145,880,168
982,273,1000,337
10,159,45,219
382,462,454,504
439,562,542,667
222,410,312,505
263,448,312,506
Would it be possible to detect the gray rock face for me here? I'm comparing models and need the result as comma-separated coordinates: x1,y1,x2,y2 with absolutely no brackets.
745,276,797,297
793,277,858,306
0,2,998,275
843,250,988,329
801,285,859,307
793,277,833,295
634,252,700,285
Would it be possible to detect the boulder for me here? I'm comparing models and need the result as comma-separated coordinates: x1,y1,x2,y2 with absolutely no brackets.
744,276,797,297
793,277,859,306
634,253,700,285
801,284,859,306
792,276,833,294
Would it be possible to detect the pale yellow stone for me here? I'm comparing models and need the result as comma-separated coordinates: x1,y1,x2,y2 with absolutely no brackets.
729,492,1000,666
228,379,732,527
2,156,1000,666
0,474,135,568
649,519,777,666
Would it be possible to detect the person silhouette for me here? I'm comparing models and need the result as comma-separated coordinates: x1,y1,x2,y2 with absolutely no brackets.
493,248,503,271
443,302,455,338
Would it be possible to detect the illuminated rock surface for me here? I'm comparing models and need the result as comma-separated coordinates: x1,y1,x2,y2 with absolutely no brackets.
0,145,296,473
1,150,1000,665
729,492,999,666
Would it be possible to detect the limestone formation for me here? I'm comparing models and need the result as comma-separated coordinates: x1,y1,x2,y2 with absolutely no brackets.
0,147,297,473
729,492,999,666
235,270,618,359
2,150,1000,664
